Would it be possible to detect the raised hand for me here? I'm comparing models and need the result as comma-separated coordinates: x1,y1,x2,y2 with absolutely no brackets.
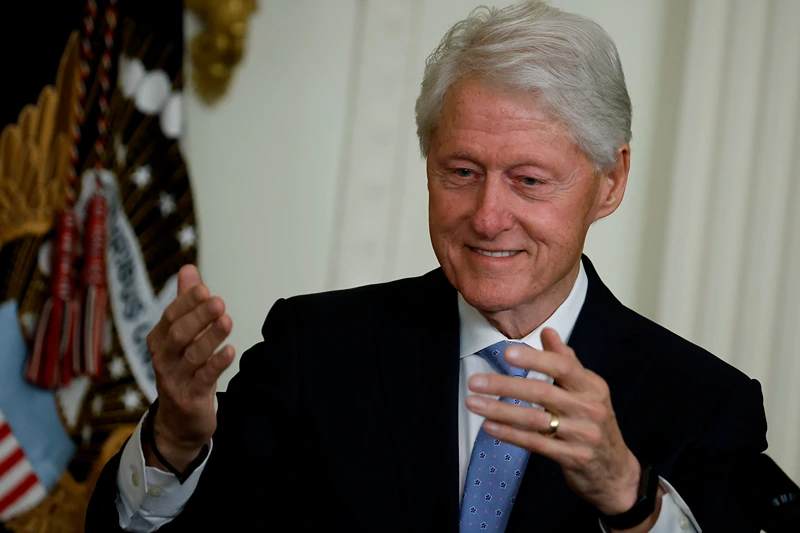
145,265,235,470
465,328,661,529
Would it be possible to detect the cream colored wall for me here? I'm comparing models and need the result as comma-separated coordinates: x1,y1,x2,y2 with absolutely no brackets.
184,0,680,389
185,2,360,386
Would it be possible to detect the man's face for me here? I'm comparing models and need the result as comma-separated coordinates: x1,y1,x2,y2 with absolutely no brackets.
427,77,626,321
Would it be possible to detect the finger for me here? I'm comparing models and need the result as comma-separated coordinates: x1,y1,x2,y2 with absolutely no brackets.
161,297,226,356
149,284,211,353
470,397,606,446
481,419,590,469
178,264,203,295
179,314,233,374
503,342,592,391
468,374,589,416
194,345,236,388
466,395,554,432
534,332,612,400
465,394,599,440
540,327,573,358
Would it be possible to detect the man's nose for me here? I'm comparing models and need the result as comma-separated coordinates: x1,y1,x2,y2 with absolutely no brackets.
471,176,515,238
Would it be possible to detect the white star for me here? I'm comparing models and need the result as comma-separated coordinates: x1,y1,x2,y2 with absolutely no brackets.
159,192,177,217
177,225,196,250
91,395,104,415
121,388,143,411
81,424,93,444
20,312,38,339
108,356,126,379
115,134,128,164
131,165,152,189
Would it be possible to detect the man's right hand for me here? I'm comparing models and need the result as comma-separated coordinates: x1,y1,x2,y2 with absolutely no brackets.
144,265,235,471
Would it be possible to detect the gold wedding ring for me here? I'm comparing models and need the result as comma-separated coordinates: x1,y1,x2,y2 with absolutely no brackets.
545,412,560,436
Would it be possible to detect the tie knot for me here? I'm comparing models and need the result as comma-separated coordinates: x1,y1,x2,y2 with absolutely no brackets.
476,340,528,378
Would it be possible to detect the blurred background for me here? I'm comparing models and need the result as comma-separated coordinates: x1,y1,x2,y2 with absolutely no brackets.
0,0,798,530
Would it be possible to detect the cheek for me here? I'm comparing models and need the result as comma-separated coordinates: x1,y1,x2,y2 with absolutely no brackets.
429,188,467,233
519,202,560,234
518,203,584,250
428,191,451,253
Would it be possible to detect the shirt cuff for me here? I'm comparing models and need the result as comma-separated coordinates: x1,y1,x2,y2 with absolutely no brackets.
598,477,701,533
115,410,212,532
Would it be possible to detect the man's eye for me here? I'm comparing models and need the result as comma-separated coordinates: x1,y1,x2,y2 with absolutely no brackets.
455,168,473,178
521,177,539,186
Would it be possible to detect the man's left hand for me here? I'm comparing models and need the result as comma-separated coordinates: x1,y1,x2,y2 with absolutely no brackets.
465,327,657,526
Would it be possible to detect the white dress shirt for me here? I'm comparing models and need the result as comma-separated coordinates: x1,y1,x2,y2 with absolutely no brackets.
117,262,701,532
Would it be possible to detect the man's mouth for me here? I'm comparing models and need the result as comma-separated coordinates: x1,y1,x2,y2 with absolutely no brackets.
469,247,523,258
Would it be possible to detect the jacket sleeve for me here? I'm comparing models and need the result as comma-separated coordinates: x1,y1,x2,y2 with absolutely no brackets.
669,377,768,533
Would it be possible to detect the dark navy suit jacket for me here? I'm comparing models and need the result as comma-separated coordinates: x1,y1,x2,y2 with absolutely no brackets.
86,257,768,532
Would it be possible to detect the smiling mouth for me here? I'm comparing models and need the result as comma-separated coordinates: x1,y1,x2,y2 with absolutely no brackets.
469,246,523,258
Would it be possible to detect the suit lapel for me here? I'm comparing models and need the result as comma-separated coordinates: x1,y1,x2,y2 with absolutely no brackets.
374,269,461,532
569,256,650,425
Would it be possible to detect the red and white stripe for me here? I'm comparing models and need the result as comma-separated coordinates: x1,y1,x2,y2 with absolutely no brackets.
0,410,46,521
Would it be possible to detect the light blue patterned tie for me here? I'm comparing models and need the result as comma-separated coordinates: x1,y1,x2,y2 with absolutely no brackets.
460,340,531,532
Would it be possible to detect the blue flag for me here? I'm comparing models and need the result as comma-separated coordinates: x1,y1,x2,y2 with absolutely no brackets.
0,300,75,519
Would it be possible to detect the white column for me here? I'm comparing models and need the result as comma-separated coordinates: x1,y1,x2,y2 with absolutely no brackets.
327,0,424,289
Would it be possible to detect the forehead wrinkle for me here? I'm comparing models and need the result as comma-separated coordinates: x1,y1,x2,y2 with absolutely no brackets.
442,100,565,150
434,78,591,175
441,122,574,171
444,77,558,127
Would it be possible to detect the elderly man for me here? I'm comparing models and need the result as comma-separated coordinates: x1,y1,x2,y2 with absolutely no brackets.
86,2,767,532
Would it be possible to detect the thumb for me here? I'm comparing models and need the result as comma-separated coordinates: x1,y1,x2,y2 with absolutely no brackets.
177,264,203,295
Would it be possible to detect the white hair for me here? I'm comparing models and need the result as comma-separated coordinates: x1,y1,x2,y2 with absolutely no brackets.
415,0,632,172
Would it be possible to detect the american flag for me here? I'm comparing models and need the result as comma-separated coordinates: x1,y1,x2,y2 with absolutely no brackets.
0,299,76,524
0,409,47,521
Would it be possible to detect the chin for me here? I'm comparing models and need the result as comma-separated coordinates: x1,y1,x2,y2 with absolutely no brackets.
454,276,529,314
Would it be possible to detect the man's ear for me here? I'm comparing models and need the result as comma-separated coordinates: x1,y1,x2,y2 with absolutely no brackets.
593,143,630,222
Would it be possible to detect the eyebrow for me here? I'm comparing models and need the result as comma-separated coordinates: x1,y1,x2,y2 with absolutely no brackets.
442,151,555,175
442,151,482,164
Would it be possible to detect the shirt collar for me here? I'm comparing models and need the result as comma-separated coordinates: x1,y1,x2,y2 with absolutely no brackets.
457,260,589,357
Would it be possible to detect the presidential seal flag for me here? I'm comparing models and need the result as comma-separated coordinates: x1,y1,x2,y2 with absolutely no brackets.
0,1,203,531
